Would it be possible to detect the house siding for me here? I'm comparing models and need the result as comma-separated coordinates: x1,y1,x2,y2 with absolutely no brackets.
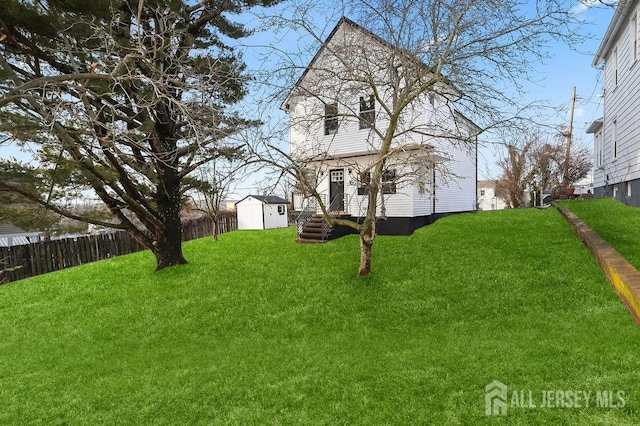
596,1,640,200
285,18,478,233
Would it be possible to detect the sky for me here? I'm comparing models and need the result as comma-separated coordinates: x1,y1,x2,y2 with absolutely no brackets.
0,1,618,198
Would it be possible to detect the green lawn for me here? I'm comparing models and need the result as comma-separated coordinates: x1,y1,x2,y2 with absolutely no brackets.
1,208,639,424
560,198,640,270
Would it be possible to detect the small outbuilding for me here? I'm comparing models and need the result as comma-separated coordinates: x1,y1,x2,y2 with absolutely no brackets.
0,223,43,247
236,195,289,230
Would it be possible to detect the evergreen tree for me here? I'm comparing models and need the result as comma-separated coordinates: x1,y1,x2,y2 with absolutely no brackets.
0,0,280,270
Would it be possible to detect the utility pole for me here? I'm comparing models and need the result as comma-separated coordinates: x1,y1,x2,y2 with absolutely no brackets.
562,86,577,191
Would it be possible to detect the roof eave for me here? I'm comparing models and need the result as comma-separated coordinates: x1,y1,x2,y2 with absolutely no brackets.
593,0,633,67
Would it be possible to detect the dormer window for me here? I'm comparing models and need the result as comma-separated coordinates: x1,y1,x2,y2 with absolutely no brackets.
324,102,339,135
359,95,375,129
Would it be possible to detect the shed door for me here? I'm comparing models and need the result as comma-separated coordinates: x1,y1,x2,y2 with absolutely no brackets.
329,169,345,212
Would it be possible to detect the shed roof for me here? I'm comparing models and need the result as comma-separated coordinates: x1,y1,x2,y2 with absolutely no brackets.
0,222,40,236
237,195,289,205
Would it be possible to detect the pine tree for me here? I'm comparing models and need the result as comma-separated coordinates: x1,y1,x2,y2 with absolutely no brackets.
0,0,280,270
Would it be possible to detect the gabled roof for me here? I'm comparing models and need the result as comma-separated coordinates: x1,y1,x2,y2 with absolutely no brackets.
281,17,378,110
236,195,289,205
593,0,635,66
280,17,449,110
478,180,497,188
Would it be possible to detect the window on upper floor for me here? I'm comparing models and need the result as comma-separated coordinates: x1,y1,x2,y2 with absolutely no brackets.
324,102,338,135
632,13,638,63
480,189,486,196
429,93,435,107
359,95,375,129
613,47,618,86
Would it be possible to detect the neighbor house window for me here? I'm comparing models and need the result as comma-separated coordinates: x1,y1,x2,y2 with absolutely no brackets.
357,172,371,195
632,13,638,63
428,93,435,106
382,169,397,194
595,129,603,168
613,119,618,159
359,95,375,129
613,47,618,86
480,189,486,196
324,102,338,135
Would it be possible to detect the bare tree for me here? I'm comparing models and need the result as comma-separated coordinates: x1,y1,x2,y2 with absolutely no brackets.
253,0,583,276
497,139,536,208
187,156,249,242
0,0,281,270
497,131,592,206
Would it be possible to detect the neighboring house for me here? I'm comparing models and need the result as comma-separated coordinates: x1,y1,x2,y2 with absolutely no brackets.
236,195,289,230
283,17,479,237
477,181,507,211
590,0,640,205
0,223,42,247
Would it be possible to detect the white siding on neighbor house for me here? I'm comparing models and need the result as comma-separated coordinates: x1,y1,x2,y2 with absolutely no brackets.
478,185,507,210
263,204,288,229
600,2,640,187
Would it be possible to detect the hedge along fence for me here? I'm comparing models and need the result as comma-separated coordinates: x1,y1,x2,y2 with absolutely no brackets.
0,212,238,285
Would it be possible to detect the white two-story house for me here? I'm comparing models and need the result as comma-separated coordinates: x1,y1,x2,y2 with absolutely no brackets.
283,17,478,238
589,0,640,205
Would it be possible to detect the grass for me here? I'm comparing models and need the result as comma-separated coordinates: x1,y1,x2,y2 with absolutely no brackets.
559,198,640,270
1,207,639,424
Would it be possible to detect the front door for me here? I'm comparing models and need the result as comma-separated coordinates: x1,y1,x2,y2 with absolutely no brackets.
329,169,345,212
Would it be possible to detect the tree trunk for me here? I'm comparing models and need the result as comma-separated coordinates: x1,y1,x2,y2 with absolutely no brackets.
153,165,187,271
358,229,373,276
212,213,219,242
153,229,187,271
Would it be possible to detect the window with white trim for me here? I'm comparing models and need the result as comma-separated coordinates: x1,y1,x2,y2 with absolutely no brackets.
632,13,638,63
359,95,375,129
613,119,618,160
382,169,397,194
357,172,370,195
613,47,618,86
324,102,338,135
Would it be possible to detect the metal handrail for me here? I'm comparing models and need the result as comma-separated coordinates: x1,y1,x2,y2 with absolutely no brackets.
296,199,317,235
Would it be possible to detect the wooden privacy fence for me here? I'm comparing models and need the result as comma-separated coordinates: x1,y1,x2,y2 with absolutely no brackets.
0,213,237,285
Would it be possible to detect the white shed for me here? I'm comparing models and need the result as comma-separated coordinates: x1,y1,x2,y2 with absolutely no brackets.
236,195,289,230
